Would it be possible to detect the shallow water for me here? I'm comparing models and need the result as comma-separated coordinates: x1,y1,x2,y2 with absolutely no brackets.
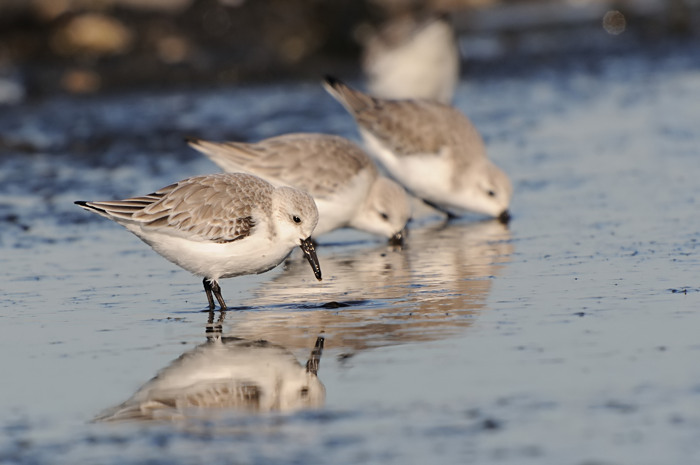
1,42,699,464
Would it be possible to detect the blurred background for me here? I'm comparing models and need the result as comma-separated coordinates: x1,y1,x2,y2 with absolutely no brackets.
0,0,698,101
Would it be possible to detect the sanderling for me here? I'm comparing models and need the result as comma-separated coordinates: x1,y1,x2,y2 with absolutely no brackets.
187,133,411,243
363,14,459,104
94,336,325,421
75,172,322,310
323,77,512,222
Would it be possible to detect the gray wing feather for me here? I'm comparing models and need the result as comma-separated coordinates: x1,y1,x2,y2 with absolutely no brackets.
190,134,375,198
80,174,272,243
324,78,484,163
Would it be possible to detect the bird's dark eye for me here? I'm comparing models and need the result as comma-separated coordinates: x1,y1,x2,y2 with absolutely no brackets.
379,212,389,220
487,190,496,197
293,215,301,224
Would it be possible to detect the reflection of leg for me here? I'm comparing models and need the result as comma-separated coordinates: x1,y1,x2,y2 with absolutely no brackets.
207,309,225,325
211,280,227,310
306,336,325,375
206,310,226,336
203,278,215,311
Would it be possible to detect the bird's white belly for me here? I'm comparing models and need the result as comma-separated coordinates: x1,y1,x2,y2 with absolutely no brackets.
128,226,294,281
311,170,374,236
360,130,452,204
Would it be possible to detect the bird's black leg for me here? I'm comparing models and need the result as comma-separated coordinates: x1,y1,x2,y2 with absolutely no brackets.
210,280,227,311
202,278,216,311
423,199,458,221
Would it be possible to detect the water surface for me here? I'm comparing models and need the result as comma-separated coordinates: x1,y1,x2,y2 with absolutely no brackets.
1,43,699,464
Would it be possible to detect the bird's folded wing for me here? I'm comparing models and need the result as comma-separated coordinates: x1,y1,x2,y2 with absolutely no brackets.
190,135,373,199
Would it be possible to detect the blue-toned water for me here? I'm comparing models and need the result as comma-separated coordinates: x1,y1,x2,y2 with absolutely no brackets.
1,42,699,464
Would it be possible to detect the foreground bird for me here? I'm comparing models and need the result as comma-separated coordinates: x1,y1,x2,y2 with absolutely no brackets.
75,173,322,310
188,133,411,243
323,77,512,222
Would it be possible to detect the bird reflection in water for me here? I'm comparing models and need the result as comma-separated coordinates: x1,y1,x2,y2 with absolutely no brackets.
95,312,325,422
227,219,513,353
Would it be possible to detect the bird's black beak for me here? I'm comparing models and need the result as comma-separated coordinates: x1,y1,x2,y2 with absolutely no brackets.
300,237,322,281
498,209,511,225
388,228,406,248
